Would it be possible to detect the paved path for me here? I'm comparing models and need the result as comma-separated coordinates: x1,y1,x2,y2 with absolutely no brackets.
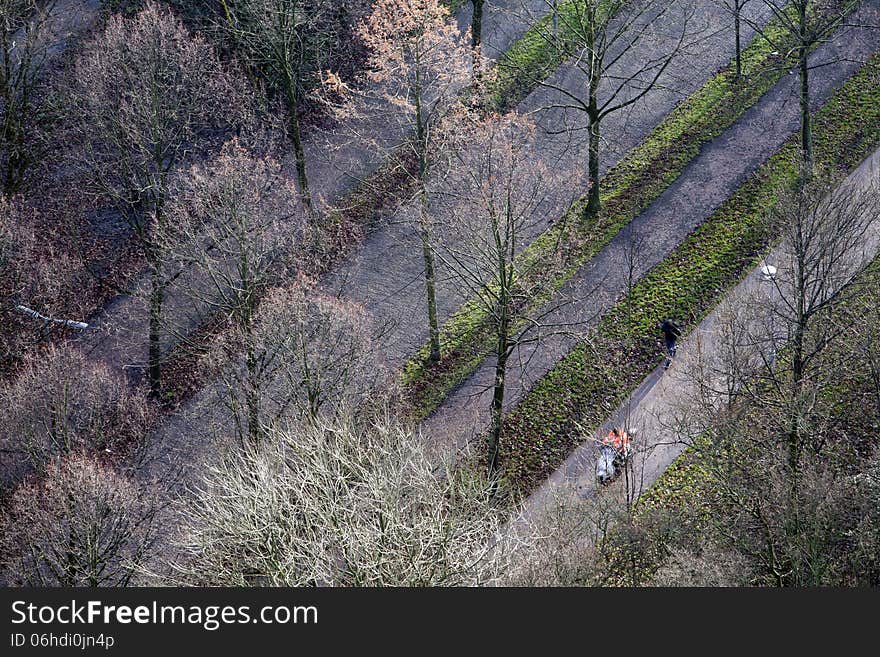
516,144,880,537
419,1,880,463
138,0,760,488
324,0,765,375
456,0,557,59
130,0,764,571
12,0,102,64
73,0,566,378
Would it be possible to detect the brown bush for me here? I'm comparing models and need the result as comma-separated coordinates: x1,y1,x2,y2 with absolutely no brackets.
0,453,158,586
0,345,155,489
0,196,92,373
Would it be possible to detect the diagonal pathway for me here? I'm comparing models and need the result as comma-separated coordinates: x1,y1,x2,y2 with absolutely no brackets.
322,0,764,373
140,0,749,471
130,1,766,570
73,0,579,377
418,3,880,462
456,0,557,59
516,144,880,533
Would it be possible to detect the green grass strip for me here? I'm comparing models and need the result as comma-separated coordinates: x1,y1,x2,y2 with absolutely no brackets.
489,0,611,111
497,53,880,496
601,254,880,585
401,0,854,423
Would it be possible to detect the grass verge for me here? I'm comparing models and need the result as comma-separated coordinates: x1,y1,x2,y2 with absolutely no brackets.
401,0,855,423
497,53,880,496
601,255,880,585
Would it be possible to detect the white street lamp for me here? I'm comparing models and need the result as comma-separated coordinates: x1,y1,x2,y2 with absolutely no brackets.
760,263,777,282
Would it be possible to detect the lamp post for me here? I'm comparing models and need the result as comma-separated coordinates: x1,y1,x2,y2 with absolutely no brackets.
760,263,777,282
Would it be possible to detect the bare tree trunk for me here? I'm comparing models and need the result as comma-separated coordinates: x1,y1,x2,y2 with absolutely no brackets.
147,193,167,399
2,80,27,193
489,338,507,481
245,342,261,443
471,0,484,51
148,256,164,399
585,41,602,218
787,240,807,524
488,261,511,480
471,0,485,82
240,247,262,441
415,67,441,363
792,1,814,167
286,85,313,211
799,44,813,166
586,109,601,218
735,2,743,78
420,186,442,363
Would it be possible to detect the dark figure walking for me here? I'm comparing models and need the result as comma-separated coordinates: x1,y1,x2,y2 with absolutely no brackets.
659,318,681,370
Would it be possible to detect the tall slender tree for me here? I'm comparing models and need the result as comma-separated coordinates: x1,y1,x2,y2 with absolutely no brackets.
160,143,305,439
744,0,861,167
434,112,581,480
0,0,56,192
1,454,158,587
715,0,756,79
217,0,336,210
171,412,520,586
517,0,692,218
64,2,250,397
324,0,476,363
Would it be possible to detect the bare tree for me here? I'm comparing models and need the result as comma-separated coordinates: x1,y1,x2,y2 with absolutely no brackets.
656,168,880,585
763,167,879,479
323,0,477,363
0,344,155,488
715,0,756,79
216,0,337,210
161,140,305,343
743,1,862,166
0,0,56,192
433,112,581,479
170,411,522,586
63,2,252,397
1,453,158,587
672,167,879,486
515,0,693,218
204,279,384,443
650,542,755,586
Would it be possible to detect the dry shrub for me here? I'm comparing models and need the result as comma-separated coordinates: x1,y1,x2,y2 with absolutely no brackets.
0,196,91,372
171,411,516,586
0,453,158,586
0,345,155,489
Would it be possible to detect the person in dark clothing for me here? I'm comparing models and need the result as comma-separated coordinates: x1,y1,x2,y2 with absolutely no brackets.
659,318,682,370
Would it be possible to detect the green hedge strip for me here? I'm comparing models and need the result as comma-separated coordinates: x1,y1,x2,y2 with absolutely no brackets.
499,53,880,496
401,0,853,423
